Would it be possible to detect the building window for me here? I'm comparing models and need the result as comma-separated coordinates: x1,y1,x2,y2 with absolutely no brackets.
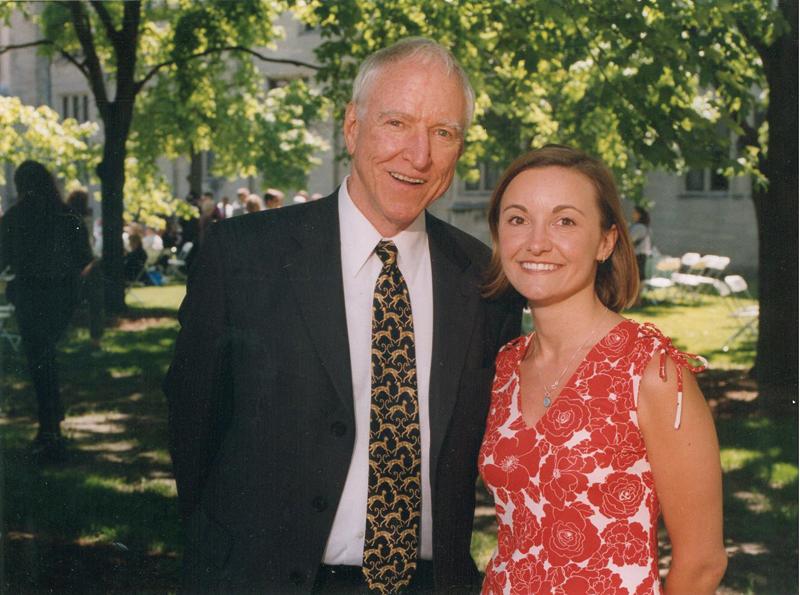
266,77,309,91
62,94,89,122
684,167,729,193
465,162,501,193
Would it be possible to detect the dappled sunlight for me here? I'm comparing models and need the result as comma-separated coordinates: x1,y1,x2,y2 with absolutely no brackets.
733,490,772,514
64,412,129,436
726,541,769,556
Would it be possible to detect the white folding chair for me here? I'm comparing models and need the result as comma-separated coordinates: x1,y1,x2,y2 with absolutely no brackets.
642,256,680,302
0,303,21,352
721,275,758,352
165,242,193,281
0,268,21,352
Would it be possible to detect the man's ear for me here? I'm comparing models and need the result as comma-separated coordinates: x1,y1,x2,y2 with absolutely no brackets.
343,102,358,155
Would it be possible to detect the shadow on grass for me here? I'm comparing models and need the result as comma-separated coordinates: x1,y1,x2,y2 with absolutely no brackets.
717,414,798,593
2,424,182,594
1,315,183,593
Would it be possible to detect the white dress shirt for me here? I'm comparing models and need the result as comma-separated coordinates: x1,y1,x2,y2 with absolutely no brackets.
322,179,434,565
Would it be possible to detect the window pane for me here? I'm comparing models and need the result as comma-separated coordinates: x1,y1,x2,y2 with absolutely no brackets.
685,170,705,191
710,169,729,191
484,163,500,191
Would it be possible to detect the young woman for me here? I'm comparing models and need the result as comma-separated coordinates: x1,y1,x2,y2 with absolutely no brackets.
479,145,726,594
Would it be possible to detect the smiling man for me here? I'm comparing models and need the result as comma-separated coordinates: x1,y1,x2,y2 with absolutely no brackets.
165,38,521,594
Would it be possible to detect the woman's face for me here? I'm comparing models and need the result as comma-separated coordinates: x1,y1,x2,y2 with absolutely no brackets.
497,166,617,307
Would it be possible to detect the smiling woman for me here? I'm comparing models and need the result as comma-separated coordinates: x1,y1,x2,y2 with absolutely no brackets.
477,145,727,595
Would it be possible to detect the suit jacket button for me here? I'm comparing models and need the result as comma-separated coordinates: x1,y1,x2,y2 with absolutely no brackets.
312,496,328,512
289,570,304,585
330,421,347,437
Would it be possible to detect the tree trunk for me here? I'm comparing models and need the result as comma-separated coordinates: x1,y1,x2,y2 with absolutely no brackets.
188,150,203,196
753,1,798,412
97,110,132,316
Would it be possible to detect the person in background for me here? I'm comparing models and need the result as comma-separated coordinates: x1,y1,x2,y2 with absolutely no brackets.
264,188,284,209
197,194,218,247
123,233,148,283
292,190,310,204
479,145,726,594
216,195,235,219
245,193,264,213
235,187,250,214
0,161,93,462
66,189,104,349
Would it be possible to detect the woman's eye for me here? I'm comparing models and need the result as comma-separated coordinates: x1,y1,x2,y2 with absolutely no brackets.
507,215,526,225
557,217,576,226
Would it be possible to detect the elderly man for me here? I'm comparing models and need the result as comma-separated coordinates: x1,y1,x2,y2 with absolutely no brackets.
165,37,521,593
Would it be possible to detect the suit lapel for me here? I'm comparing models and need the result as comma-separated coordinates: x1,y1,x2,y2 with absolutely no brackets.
283,193,354,416
426,214,482,482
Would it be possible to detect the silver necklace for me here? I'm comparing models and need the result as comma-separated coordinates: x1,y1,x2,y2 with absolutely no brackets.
532,309,610,408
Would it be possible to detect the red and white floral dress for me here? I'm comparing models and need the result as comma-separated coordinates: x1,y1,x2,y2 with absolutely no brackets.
478,319,705,595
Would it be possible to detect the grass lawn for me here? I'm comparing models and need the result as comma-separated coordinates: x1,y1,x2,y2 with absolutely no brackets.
1,286,796,593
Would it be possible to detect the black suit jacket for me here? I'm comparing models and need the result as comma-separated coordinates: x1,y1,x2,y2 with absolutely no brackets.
164,193,522,593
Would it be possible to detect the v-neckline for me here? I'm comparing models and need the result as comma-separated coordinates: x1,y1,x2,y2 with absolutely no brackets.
515,319,628,431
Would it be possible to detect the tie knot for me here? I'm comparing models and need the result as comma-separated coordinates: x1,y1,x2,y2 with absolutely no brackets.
375,240,398,266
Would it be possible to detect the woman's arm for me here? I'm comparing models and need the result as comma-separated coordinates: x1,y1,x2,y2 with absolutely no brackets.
637,356,727,594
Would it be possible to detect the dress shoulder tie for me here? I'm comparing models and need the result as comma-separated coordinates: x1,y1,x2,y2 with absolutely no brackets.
639,322,708,430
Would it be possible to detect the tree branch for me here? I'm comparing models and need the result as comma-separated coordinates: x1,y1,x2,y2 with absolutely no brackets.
89,0,121,49
135,45,320,94
67,1,110,114
114,1,141,103
0,39,50,54
0,39,89,78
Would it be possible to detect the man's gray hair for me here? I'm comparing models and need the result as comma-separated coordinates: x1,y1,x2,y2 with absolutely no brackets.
351,37,475,129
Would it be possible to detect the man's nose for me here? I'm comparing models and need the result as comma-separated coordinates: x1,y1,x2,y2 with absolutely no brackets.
403,128,432,170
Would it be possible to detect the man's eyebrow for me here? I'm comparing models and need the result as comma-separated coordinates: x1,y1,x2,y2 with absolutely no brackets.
376,110,464,134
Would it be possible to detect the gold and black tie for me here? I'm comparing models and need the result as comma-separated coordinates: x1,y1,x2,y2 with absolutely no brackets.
362,240,421,594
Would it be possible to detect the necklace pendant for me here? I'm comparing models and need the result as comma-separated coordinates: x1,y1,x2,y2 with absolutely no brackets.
543,392,552,408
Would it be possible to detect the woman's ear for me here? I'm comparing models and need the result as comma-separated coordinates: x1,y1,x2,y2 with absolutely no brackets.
598,224,618,262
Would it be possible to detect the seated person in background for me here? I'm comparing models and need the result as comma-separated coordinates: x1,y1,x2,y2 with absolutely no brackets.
124,233,148,284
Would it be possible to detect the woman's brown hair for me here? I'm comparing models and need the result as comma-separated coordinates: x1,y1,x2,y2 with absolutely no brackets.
483,144,639,312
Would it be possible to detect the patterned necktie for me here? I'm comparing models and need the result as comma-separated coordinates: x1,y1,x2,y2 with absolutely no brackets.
362,240,421,594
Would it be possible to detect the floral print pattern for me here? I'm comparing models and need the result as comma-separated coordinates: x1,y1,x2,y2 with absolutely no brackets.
479,319,705,594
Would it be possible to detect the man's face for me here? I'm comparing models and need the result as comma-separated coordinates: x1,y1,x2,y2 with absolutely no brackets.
344,59,466,237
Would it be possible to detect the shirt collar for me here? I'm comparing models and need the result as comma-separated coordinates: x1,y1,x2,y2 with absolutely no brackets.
338,176,428,278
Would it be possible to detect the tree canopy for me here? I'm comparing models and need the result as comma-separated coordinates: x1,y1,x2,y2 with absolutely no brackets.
298,0,772,201
298,0,796,401
2,1,330,312
0,96,98,188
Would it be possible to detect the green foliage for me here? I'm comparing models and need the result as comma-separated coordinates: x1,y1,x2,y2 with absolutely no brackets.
297,0,781,203
27,1,328,223
0,96,99,187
